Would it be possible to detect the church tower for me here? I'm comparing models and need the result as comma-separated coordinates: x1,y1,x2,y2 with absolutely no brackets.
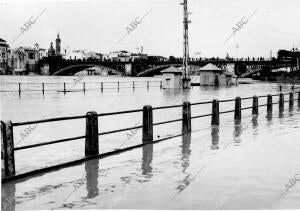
55,33,61,56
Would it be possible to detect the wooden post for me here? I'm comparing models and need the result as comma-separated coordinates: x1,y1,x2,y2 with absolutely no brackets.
279,93,284,112
289,92,294,108
18,83,21,95
279,84,282,91
160,81,162,89
298,92,300,106
252,95,258,115
117,82,120,90
133,81,135,90
234,97,241,120
83,82,86,93
85,112,99,156
182,101,191,134
42,83,45,95
1,121,15,178
142,105,153,143
267,94,272,114
101,82,103,92
147,81,149,90
211,99,219,125
64,83,66,93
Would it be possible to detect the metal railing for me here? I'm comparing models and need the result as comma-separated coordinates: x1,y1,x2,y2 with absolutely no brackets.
1,89,300,183
0,80,163,94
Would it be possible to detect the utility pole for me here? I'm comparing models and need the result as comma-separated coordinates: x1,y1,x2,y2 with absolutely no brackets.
181,0,191,89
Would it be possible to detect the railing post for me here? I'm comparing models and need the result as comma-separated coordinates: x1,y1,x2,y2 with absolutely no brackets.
64,83,66,93
101,82,103,92
252,95,258,115
85,112,99,156
117,82,120,90
279,93,284,112
1,121,15,178
142,105,153,143
147,81,149,90
42,83,45,95
182,101,191,134
289,92,294,108
298,92,300,106
160,81,162,89
234,97,241,120
83,82,86,93
18,83,21,95
211,99,219,125
133,81,135,90
267,94,272,114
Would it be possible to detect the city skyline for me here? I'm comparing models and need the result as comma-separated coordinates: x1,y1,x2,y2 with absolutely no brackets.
1,0,300,58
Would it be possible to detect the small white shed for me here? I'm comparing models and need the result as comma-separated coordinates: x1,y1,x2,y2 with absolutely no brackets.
161,66,183,89
195,63,238,86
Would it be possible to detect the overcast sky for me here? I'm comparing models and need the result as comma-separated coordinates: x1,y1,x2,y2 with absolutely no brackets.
1,0,300,58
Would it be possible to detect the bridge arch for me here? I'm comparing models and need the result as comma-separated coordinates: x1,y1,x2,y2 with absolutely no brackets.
53,64,124,76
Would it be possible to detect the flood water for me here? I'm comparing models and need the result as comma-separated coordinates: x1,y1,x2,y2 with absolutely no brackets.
1,76,300,210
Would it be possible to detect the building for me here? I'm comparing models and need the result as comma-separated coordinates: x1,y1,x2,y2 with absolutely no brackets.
47,33,62,57
0,38,9,71
161,66,183,89
109,50,131,62
8,46,39,75
194,63,238,86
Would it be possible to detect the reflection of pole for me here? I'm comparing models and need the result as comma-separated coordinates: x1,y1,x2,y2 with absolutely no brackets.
85,159,99,198
181,0,191,89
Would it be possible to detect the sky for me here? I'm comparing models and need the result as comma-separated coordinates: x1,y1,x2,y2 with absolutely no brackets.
0,0,300,58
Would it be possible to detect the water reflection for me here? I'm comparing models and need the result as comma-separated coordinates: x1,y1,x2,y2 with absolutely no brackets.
85,159,99,198
252,116,259,136
181,132,191,173
210,126,219,150
171,133,193,200
1,183,15,211
233,119,242,144
142,144,153,176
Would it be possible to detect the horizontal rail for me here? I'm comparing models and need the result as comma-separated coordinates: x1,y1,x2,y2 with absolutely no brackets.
14,135,86,151
12,115,86,127
98,125,143,136
153,118,182,126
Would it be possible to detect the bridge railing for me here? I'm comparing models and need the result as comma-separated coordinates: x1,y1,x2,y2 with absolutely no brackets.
1,88,300,183
0,80,163,94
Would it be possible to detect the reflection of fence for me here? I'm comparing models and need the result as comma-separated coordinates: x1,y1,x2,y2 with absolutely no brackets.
0,81,163,94
1,89,300,183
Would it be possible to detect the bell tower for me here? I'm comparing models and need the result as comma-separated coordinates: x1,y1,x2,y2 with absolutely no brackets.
56,33,61,56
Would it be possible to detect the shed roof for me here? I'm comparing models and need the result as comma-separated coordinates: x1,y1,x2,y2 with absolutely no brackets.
161,66,183,74
197,63,222,72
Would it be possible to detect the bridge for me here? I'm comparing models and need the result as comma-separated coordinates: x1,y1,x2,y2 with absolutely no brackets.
49,58,297,77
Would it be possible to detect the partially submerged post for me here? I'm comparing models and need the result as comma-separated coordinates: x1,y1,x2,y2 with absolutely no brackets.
252,95,258,115
18,83,21,95
142,106,153,143
182,101,191,134
1,121,15,178
234,97,241,120
85,112,99,156
267,94,272,114
42,83,45,95
279,93,284,112
289,92,294,108
211,99,219,125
